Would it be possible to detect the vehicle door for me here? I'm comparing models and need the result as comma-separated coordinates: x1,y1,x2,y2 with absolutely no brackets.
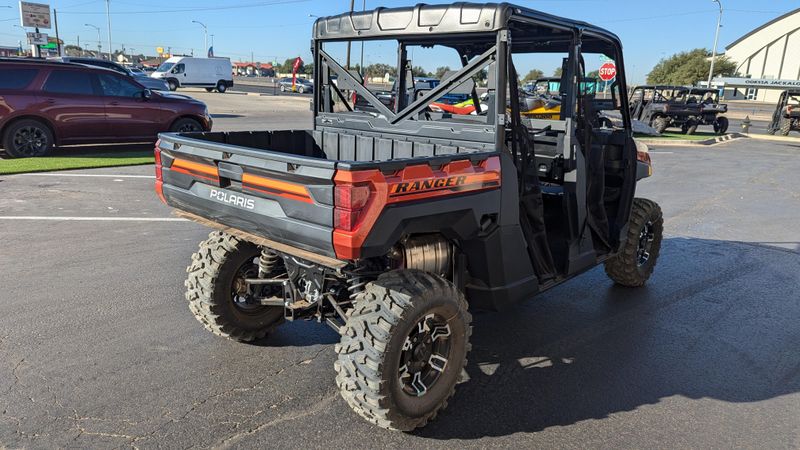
39,69,109,141
98,72,164,140
172,62,187,86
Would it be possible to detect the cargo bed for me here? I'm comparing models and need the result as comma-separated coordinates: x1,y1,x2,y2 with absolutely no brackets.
155,129,495,259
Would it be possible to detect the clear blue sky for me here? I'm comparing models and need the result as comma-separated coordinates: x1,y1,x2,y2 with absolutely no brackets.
1,0,798,83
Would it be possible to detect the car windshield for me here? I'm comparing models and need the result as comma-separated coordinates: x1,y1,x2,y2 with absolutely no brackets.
157,62,175,72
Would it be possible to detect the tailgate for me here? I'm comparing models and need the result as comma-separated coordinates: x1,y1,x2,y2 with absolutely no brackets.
156,133,337,258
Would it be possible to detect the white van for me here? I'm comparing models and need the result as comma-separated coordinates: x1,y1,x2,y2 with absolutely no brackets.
151,56,233,93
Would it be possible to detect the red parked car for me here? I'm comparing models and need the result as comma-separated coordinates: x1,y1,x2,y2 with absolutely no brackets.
0,58,212,158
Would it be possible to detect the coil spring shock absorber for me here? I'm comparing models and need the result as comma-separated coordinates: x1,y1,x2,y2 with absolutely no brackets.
258,248,283,278
346,271,369,300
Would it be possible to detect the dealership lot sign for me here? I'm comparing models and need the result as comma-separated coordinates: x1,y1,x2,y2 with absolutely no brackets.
714,77,800,89
19,1,51,29
26,32,48,45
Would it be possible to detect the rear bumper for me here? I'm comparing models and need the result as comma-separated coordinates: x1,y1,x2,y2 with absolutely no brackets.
161,181,336,258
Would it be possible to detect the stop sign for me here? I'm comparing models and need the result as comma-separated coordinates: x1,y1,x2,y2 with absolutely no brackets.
598,62,617,81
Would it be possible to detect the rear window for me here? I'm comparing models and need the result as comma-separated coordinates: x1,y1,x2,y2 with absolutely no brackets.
43,70,96,95
0,68,39,89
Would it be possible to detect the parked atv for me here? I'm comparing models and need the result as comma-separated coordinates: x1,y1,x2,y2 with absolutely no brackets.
629,85,728,135
767,90,800,136
155,2,663,432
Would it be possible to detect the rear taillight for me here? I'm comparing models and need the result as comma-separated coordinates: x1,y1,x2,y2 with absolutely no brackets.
636,149,651,165
154,140,167,204
637,149,653,176
334,183,371,232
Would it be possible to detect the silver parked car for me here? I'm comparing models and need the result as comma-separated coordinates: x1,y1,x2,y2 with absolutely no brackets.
277,77,313,94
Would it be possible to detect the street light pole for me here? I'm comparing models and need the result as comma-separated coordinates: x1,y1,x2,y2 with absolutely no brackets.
85,24,101,57
707,0,723,87
192,20,208,55
105,0,112,61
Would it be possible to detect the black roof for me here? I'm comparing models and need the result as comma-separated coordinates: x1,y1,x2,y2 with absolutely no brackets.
312,2,621,47
0,57,76,66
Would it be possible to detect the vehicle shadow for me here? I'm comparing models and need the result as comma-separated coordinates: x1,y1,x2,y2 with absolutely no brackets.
416,236,800,440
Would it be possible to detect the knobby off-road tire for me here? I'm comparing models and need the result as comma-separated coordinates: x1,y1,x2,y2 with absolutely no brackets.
605,198,664,287
714,116,729,135
780,118,793,136
685,120,698,135
185,231,284,342
652,116,668,134
334,270,472,431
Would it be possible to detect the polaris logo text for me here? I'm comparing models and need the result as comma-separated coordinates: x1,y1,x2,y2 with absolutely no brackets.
391,176,467,195
210,189,255,210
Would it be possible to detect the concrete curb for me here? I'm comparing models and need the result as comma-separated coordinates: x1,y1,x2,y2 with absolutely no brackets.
744,133,800,143
637,133,745,147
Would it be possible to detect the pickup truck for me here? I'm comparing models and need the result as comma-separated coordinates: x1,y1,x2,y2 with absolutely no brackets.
155,2,663,432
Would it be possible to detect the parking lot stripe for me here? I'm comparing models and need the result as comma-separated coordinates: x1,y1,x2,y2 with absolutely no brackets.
13,173,155,179
0,216,188,222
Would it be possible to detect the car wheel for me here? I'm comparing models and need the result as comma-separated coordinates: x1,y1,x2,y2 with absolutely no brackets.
167,79,178,91
205,88,214,92
280,85,286,92
170,118,203,133
297,85,305,94
216,82,227,93
2,119,54,158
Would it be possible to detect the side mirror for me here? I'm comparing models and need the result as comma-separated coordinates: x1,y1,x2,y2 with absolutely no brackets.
141,89,152,100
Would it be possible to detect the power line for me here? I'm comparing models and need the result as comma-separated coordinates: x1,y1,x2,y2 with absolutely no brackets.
58,0,309,15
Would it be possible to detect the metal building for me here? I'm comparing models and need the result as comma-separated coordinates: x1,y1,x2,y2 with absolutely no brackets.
720,8,800,102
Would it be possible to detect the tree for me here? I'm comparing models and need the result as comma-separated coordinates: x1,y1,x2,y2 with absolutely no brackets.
522,68,544,83
434,66,451,79
280,57,305,74
646,48,737,85
553,67,563,77
412,66,431,77
586,70,599,80
365,63,396,78
303,62,314,75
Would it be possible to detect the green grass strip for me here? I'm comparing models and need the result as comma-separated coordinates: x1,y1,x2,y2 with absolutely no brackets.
0,146,154,175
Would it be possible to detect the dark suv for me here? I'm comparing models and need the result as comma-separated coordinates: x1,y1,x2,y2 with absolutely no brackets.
49,56,170,91
0,58,212,158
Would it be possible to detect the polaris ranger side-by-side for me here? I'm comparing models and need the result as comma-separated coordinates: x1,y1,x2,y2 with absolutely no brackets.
767,90,800,136
629,85,729,135
154,3,663,431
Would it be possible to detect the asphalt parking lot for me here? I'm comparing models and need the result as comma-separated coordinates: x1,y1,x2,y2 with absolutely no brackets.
1,93,799,448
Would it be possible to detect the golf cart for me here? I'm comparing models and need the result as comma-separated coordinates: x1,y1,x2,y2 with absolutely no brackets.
767,90,800,136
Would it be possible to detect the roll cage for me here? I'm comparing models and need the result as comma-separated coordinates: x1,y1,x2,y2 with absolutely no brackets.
311,2,633,145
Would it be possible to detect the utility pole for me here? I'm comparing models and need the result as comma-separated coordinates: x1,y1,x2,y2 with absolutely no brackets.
707,0,723,87
345,0,354,69
54,9,62,56
105,0,112,61
77,35,80,56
